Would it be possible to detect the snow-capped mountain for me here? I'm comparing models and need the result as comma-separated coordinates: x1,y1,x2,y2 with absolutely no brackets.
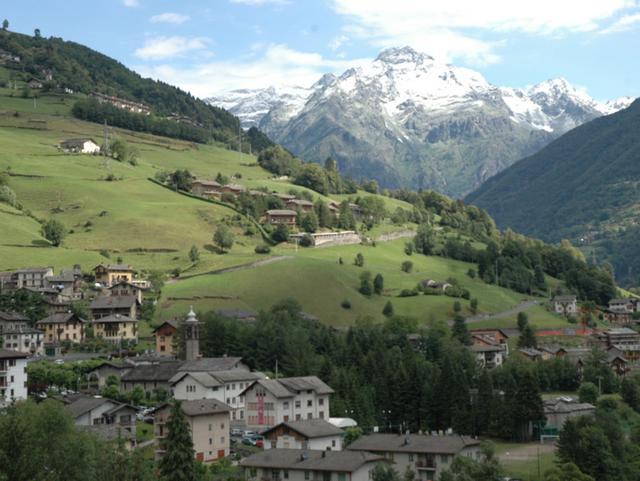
207,47,634,195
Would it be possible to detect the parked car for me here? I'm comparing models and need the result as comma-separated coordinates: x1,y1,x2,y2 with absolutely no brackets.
241,435,264,447
230,428,244,437
243,430,258,437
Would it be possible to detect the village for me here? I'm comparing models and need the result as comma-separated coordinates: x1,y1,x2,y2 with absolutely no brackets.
2,259,640,480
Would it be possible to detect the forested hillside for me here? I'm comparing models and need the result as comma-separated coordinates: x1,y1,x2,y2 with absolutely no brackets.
466,99,640,285
0,29,274,150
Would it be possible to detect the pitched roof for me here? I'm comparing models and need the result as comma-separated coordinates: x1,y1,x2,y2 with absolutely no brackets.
93,314,137,324
90,295,138,310
210,370,264,382
193,179,222,187
348,434,480,455
121,362,181,382
262,419,343,439
169,371,223,388
0,348,29,359
178,356,245,372
267,209,297,216
241,449,384,473
60,138,97,147
93,264,133,271
36,312,86,325
0,310,30,322
14,267,52,274
242,376,334,398
151,319,179,332
552,295,577,302
159,399,231,417
286,199,314,206
65,396,117,419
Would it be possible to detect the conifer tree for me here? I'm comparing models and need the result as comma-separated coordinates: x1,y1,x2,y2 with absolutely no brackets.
159,400,196,481
383,301,394,318
373,274,384,295
452,314,471,345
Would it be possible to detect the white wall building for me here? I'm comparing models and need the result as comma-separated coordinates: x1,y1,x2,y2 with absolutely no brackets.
262,419,344,451
0,349,28,405
241,376,334,431
2,328,44,355
170,370,265,422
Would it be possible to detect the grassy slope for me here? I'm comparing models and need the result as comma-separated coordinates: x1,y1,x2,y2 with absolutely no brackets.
0,88,573,330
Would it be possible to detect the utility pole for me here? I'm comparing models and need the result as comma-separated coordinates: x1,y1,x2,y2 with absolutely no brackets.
275,359,279,379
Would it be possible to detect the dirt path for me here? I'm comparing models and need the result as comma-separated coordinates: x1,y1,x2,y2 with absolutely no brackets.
166,255,292,284
446,300,540,326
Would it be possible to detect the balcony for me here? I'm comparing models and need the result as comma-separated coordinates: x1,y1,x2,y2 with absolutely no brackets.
415,460,436,470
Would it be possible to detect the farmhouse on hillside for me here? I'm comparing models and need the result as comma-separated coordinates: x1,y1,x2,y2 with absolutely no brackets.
266,209,297,226
551,295,578,316
59,138,101,154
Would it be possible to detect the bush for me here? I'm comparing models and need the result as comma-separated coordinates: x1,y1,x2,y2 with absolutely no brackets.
398,288,419,297
254,245,271,254
354,253,364,267
41,219,66,246
0,185,17,207
341,299,352,309
401,261,413,273
299,234,314,247
213,225,235,252
467,268,477,278
271,224,290,243
578,382,599,404
404,242,414,256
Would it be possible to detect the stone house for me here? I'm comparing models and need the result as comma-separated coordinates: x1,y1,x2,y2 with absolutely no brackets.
59,138,101,154
551,295,578,316
0,311,30,333
241,449,385,481
347,433,481,481
2,327,44,355
241,376,334,430
107,281,146,304
285,199,314,213
192,179,222,197
11,267,54,289
543,397,595,430
262,419,344,451
36,312,87,343
155,399,231,464
92,314,138,343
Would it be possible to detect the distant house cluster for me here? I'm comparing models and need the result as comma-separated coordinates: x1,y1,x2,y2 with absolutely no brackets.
90,92,151,115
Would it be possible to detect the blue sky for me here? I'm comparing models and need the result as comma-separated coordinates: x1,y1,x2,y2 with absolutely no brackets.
3,0,640,100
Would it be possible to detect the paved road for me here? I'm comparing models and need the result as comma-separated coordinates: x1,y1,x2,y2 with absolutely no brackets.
446,300,540,326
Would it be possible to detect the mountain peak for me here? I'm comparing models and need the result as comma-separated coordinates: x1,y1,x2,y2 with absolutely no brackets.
375,46,434,64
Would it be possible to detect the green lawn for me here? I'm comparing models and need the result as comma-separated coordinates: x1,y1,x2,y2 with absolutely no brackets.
494,441,558,481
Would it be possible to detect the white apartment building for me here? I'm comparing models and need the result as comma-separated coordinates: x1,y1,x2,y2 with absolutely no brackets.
242,376,334,431
170,370,265,421
2,327,44,355
0,349,28,406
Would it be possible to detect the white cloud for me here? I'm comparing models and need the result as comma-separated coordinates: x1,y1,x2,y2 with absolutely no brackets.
122,0,140,7
332,0,635,65
600,12,640,33
134,36,209,60
329,35,349,51
230,0,289,5
136,44,368,97
150,13,190,24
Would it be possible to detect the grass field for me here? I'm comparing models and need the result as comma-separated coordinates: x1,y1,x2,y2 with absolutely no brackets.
0,89,572,329
495,441,557,481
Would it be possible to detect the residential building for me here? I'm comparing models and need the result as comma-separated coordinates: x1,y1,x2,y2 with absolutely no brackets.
262,419,344,451
170,370,265,421
90,295,139,320
179,356,251,373
0,311,30,334
2,327,44,355
242,376,334,430
285,199,314,213
11,267,54,289
543,397,595,430
192,179,221,197
93,264,134,287
87,361,132,389
59,138,101,154
92,314,138,344
0,349,28,406
108,281,146,304
153,320,178,356
241,449,385,481
155,399,231,464
120,361,181,394
608,298,637,313
90,92,151,115
469,333,507,369
45,269,83,300
27,78,43,89
469,329,511,345
594,328,640,362
36,312,87,343
347,433,481,481
219,183,245,195
604,309,634,326
551,295,578,316
266,209,297,226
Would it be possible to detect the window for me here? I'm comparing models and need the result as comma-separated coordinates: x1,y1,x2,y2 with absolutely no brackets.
408,454,414,462
441,454,449,464
271,470,280,481
295,400,301,409
232,383,236,390
209,424,212,431
296,414,301,420
319,398,324,406
332,440,336,447
307,400,313,407
307,413,312,419
283,401,289,409
305,472,310,481
338,474,346,481
227,398,231,404
209,438,213,445
319,411,324,419
221,423,225,429
221,437,225,444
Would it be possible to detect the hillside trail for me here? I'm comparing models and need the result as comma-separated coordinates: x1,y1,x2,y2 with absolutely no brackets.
165,255,292,284
446,299,540,326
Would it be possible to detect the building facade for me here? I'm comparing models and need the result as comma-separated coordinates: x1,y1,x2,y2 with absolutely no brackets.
153,320,178,356
0,349,28,406
262,419,344,451
92,314,138,343
2,328,44,355
93,264,134,287
36,312,87,343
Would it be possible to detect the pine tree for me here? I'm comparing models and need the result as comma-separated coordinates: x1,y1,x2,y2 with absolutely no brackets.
517,324,537,349
159,400,196,481
451,314,471,345
373,274,384,295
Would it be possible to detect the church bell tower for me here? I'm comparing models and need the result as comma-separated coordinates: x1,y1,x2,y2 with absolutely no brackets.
184,306,200,361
